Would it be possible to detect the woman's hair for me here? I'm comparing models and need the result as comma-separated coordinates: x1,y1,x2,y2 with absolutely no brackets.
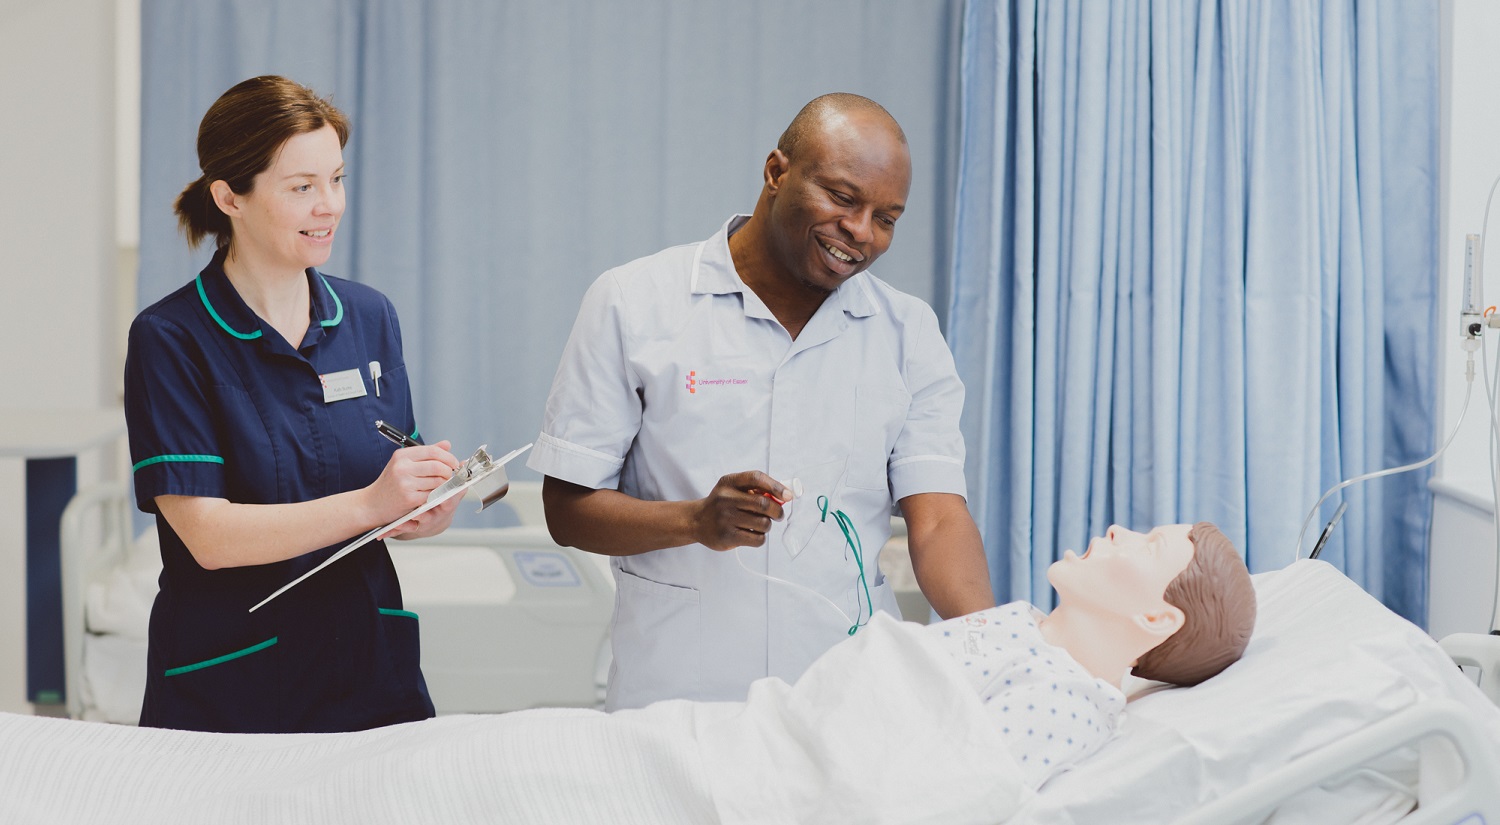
174,75,350,249
1131,522,1256,686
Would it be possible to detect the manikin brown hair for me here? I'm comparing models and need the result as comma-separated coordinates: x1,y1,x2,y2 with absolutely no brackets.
1131,522,1256,686
174,76,349,249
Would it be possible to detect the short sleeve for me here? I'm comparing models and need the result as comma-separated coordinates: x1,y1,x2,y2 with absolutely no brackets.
889,302,968,501
526,272,641,489
124,314,228,513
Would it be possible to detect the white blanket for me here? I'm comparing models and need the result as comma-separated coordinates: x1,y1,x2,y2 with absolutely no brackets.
0,614,1023,825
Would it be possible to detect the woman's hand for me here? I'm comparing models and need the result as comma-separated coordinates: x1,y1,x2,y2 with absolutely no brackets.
384,493,464,540
363,440,461,526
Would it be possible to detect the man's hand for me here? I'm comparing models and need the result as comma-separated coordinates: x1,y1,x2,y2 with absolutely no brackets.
692,470,792,551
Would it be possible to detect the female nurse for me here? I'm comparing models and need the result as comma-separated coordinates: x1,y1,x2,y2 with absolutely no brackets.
124,76,463,733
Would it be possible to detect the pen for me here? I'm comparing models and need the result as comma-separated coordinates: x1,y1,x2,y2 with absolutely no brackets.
374,419,420,448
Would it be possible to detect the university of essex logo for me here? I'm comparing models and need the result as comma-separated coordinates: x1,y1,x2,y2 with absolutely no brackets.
685,369,747,394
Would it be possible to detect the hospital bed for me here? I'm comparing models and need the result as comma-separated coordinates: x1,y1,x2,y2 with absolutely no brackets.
58,480,616,721
17,555,1499,823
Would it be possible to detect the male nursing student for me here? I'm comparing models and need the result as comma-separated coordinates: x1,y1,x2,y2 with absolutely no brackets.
529,93,996,710
125,76,462,733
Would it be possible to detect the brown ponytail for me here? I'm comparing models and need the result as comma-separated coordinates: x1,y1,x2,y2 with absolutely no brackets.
173,76,350,249
174,175,230,249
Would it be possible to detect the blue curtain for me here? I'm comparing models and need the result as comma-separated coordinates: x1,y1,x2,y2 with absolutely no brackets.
138,0,962,526
949,0,1438,623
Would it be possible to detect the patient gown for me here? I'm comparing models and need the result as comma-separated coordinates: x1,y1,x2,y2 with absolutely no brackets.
926,602,1126,789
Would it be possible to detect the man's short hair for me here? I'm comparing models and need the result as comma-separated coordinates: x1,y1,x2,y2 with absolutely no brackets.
1131,522,1256,686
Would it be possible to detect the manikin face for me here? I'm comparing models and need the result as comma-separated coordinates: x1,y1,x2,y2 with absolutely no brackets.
1048,524,1196,617
219,125,346,273
763,110,911,294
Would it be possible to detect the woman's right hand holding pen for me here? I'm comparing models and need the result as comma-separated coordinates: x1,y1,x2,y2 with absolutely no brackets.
363,440,461,527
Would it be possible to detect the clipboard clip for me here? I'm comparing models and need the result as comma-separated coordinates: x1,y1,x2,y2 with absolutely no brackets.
432,444,512,511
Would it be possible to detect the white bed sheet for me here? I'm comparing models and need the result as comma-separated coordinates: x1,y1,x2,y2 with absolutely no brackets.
1,613,1024,825
1013,560,1500,824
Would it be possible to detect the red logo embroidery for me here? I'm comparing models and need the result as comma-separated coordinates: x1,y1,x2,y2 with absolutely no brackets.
685,370,696,393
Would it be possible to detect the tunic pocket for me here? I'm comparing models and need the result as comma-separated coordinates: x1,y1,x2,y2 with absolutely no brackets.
374,607,434,723
157,636,284,732
164,636,279,677
607,568,701,709
846,384,912,490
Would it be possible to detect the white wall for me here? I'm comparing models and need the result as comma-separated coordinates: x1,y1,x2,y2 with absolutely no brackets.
1431,0,1500,639
0,0,122,712
0,0,117,409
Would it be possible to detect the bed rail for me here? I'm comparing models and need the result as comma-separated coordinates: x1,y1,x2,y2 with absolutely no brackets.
58,481,132,720
1170,698,1499,825
1441,632,1500,707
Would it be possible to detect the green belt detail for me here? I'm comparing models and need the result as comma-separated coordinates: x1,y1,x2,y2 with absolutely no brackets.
379,608,419,620
165,637,278,677
132,453,226,473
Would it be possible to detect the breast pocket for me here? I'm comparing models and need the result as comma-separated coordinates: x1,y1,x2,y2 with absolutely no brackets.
846,384,912,490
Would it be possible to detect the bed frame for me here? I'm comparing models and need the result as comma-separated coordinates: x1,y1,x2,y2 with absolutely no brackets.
1174,695,1500,824
58,480,134,721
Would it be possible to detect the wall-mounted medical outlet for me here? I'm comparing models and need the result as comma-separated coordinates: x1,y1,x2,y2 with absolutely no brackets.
1464,233,1484,339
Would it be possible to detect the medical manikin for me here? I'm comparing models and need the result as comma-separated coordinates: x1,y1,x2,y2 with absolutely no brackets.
921,521,1256,789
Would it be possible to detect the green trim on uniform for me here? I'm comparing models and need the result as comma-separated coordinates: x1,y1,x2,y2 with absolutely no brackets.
318,274,344,327
410,428,420,442
378,608,419,620
196,274,263,340
132,453,226,473
164,637,278,677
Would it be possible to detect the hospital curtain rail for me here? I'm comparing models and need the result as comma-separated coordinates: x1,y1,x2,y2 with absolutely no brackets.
947,0,1438,622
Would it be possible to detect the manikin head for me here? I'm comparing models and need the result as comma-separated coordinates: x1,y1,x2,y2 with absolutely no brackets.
1042,522,1256,688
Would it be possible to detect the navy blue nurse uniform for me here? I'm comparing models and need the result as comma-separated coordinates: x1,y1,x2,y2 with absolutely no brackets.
124,248,435,733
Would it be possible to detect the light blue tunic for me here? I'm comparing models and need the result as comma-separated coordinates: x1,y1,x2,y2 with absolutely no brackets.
530,215,969,710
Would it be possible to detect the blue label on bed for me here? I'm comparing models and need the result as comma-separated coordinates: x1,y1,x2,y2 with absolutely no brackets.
514,552,582,587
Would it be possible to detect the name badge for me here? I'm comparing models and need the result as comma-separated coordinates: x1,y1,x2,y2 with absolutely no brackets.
320,368,368,403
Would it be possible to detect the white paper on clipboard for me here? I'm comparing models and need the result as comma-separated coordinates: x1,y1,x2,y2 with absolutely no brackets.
249,442,532,613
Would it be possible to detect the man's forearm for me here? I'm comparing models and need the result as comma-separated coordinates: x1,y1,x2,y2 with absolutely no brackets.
542,477,701,556
902,493,996,619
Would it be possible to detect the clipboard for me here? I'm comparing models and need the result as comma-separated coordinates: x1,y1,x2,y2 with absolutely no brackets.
249,442,532,613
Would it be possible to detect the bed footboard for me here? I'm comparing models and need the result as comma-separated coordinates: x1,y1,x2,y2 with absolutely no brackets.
1169,699,1499,825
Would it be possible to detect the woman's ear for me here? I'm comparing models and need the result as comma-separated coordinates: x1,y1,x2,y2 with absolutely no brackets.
209,179,240,219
